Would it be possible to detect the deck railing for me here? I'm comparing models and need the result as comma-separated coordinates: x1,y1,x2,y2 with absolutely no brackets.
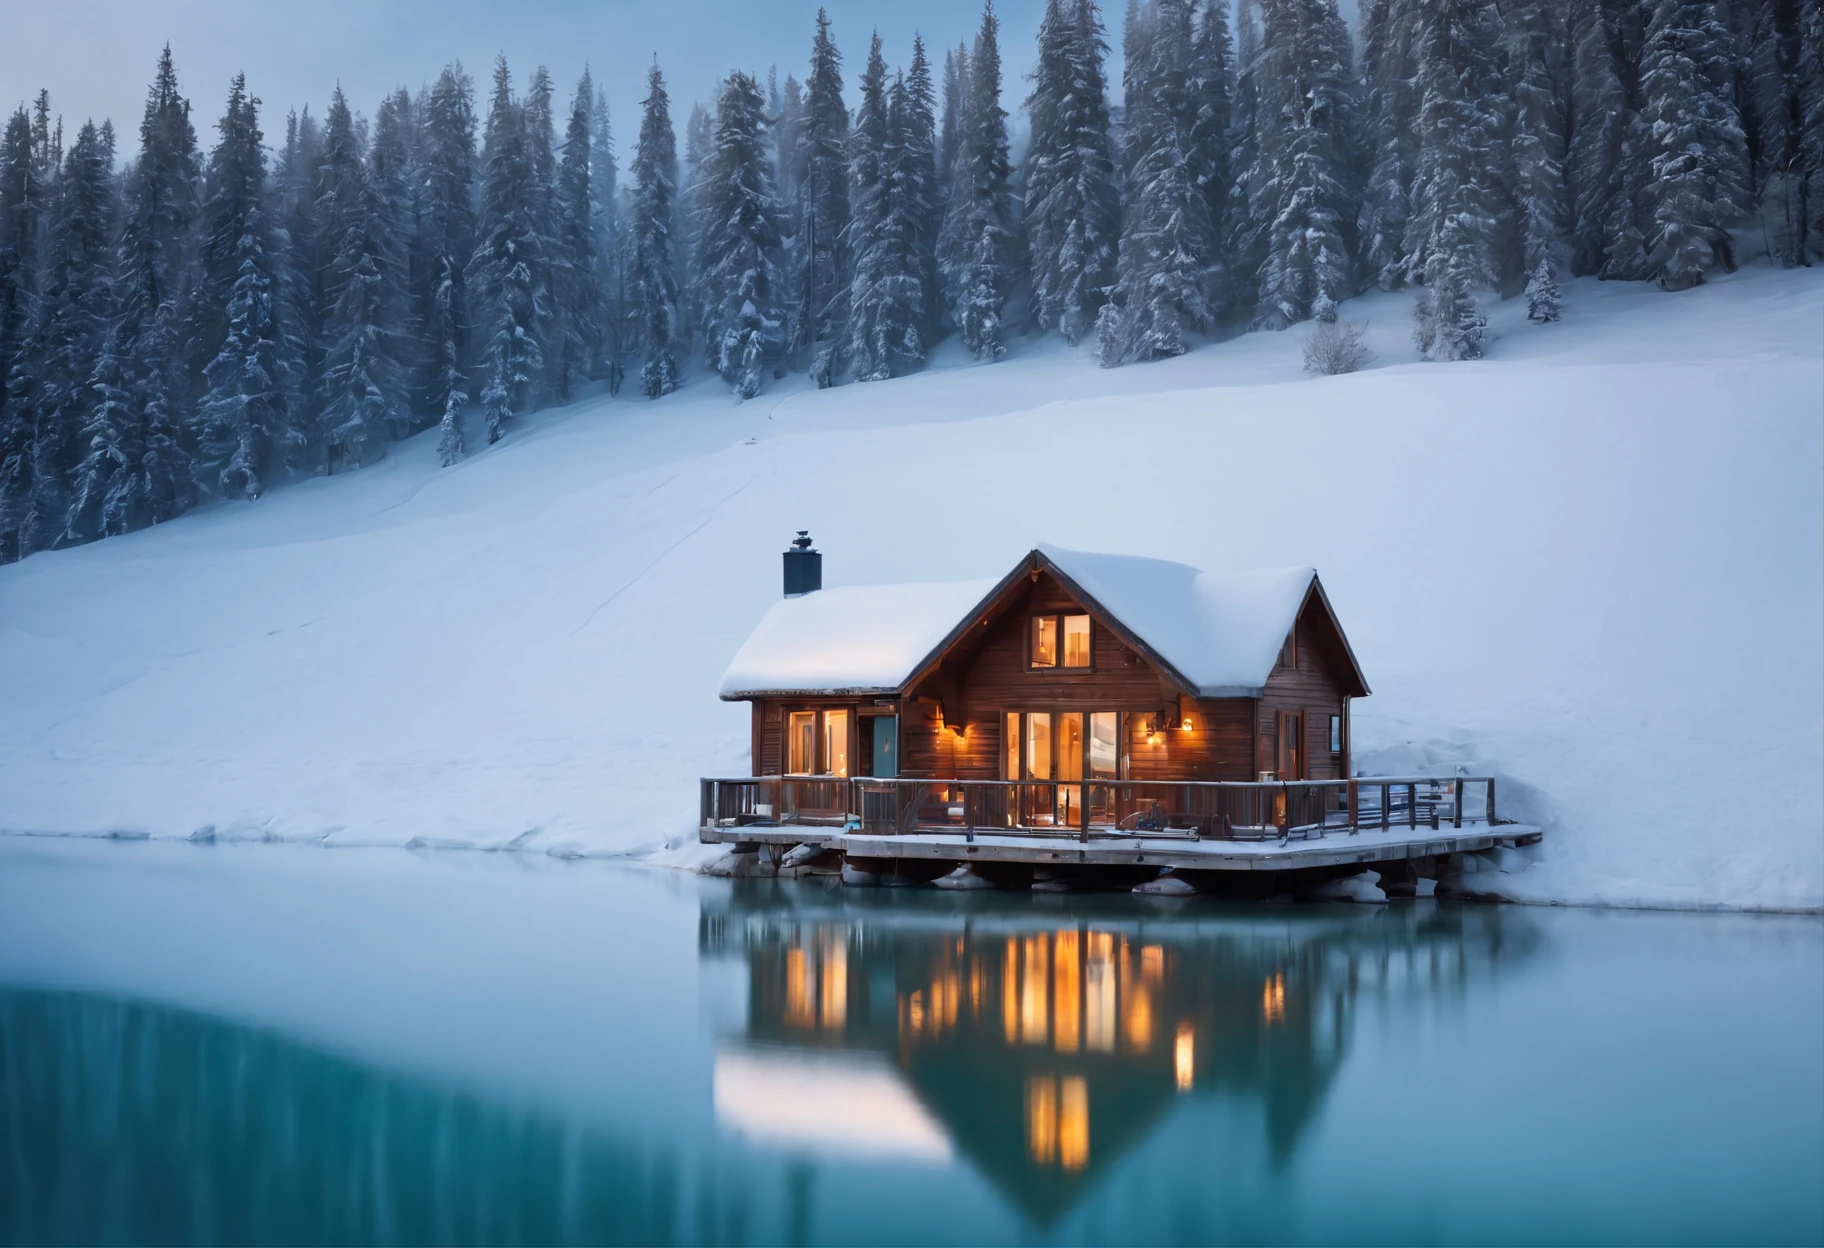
700,774,1501,842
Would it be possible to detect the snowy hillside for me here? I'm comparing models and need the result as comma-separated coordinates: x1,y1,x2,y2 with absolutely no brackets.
1,267,1820,911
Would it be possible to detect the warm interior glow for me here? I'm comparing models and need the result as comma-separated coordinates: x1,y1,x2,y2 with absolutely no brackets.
1021,935,1051,1044
1053,931,1080,1053
820,930,847,1030
1085,932,1116,1053
823,709,849,778
1003,940,1019,1045
1025,1075,1090,1171
1059,1076,1089,1170
787,712,815,775
1175,1021,1195,1091
1062,614,1090,667
1027,1075,1057,1164
785,946,813,1029
1262,971,1286,1024
1031,615,1058,668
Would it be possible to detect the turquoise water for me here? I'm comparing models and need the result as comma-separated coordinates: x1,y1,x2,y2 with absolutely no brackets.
0,838,1819,1245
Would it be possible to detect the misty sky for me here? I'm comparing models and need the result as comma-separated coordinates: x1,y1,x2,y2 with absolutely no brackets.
5,0,1058,166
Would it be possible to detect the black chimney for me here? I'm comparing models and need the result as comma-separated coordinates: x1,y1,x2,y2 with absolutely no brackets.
783,531,822,597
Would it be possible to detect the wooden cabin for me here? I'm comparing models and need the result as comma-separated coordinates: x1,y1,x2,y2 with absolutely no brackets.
718,542,1370,800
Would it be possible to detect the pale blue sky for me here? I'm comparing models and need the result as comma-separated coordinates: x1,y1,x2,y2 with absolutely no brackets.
6,0,1057,166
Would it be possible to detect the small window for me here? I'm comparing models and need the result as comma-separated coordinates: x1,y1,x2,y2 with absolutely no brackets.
1279,626,1297,669
1004,712,1021,780
1329,714,1343,753
824,709,850,777
1062,614,1090,668
1031,616,1058,668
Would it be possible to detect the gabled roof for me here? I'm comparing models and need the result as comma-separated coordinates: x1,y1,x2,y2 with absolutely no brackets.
718,546,1368,702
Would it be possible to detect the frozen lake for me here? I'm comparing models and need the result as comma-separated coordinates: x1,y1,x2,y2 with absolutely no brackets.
1,837,1819,1244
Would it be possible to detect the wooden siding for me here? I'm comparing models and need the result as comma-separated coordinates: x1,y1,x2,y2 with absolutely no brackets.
1258,596,1350,780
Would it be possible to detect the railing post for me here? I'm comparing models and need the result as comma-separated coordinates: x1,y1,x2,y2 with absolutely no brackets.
1452,780,1463,829
1279,783,1289,840
1407,782,1417,830
1380,783,1390,830
1347,779,1359,833
1486,778,1497,825
1079,783,1090,844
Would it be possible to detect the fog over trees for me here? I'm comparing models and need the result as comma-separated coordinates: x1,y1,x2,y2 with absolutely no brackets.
2,0,1820,561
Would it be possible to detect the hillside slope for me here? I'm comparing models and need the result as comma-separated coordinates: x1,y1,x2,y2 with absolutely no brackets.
2,267,1820,910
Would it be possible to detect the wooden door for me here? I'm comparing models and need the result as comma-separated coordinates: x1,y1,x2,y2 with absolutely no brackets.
1276,710,1305,780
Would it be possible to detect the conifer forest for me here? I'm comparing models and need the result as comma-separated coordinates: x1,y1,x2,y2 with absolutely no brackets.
1,0,1820,564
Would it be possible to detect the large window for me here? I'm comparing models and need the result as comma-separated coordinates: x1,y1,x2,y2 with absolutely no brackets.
1005,711,1122,781
787,709,850,776
1031,613,1091,669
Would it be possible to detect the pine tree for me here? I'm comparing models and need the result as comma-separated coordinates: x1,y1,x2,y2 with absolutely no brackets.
792,9,852,380
630,61,681,398
1800,0,1824,260
1404,0,1511,358
775,74,804,211
590,82,625,391
696,71,787,398
194,75,294,499
553,70,599,400
1188,0,1238,305
1637,0,1751,288
1245,0,1359,328
316,86,407,465
1099,0,1215,363
16,118,114,552
1566,0,1634,276
369,86,418,424
418,65,477,459
1511,0,1568,320
901,36,945,344
849,33,929,381
946,1,1015,359
470,57,545,441
1358,0,1419,288
1025,0,1120,344
273,106,323,446
523,65,562,394
936,42,974,317
679,101,714,351
0,107,44,561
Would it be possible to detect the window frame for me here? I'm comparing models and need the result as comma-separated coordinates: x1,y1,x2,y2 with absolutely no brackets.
1028,612,1093,671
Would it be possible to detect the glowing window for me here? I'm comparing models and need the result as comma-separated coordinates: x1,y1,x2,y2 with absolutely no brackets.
1027,713,1052,780
1031,616,1058,668
823,709,850,778
1062,614,1090,667
1004,712,1021,780
787,712,816,774
1090,713,1118,779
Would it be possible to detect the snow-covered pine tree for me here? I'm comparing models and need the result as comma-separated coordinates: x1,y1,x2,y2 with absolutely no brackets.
939,45,971,198
316,86,408,466
552,71,599,401
369,87,418,430
1187,0,1238,307
1738,0,1808,263
590,82,625,391
1636,0,1751,288
935,41,974,318
1800,0,1824,260
193,76,294,499
1024,0,1119,344
14,118,114,553
696,71,787,399
470,58,545,442
418,65,477,460
272,106,323,444
849,34,930,380
1357,0,1418,289
775,73,804,212
792,9,852,381
1566,0,1635,276
948,1,1015,359
1244,0,1360,329
901,36,944,343
1403,0,1511,359
0,107,44,561
1510,0,1569,321
630,61,682,398
1098,0,1215,364
678,101,715,354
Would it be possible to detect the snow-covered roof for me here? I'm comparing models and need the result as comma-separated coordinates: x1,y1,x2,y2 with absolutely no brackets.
1035,544,1325,697
719,579,998,698
719,546,1360,701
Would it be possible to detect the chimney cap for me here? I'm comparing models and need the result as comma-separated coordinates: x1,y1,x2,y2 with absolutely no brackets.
790,531,815,551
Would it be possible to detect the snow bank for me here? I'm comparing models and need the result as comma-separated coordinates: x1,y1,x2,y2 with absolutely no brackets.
0,264,1819,911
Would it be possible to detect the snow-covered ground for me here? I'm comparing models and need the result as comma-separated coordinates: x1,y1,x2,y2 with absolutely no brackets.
1,266,1819,911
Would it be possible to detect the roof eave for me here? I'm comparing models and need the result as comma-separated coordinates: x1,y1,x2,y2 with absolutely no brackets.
720,686,905,701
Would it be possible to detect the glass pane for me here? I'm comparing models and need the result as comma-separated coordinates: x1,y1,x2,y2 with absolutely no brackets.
1031,616,1057,668
1004,712,1021,780
1090,713,1119,779
1058,713,1083,782
788,712,816,774
823,710,850,777
1027,713,1052,780
1330,715,1342,752
1062,615,1090,667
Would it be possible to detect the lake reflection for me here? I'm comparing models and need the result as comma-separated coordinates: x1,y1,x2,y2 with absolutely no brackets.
0,841,1818,1246
703,887,1536,1225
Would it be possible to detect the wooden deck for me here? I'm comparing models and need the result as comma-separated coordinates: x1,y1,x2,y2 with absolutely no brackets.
699,774,1539,875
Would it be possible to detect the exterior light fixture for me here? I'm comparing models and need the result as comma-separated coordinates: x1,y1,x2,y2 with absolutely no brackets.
1180,717,1193,731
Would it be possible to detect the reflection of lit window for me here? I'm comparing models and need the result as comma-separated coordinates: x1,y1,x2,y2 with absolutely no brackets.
1060,1076,1089,1170
785,946,813,1028
1175,1022,1194,1091
1262,971,1286,1024
1062,614,1090,667
820,930,846,1030
1003,940,1019,1045
1027,1076,1057,1163
907,989,925,1034
1022,936,1050,1044
1085,932,1116,1053
1053,930,1080,1052
1124,983,1153,1052
1141,944,1164,983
